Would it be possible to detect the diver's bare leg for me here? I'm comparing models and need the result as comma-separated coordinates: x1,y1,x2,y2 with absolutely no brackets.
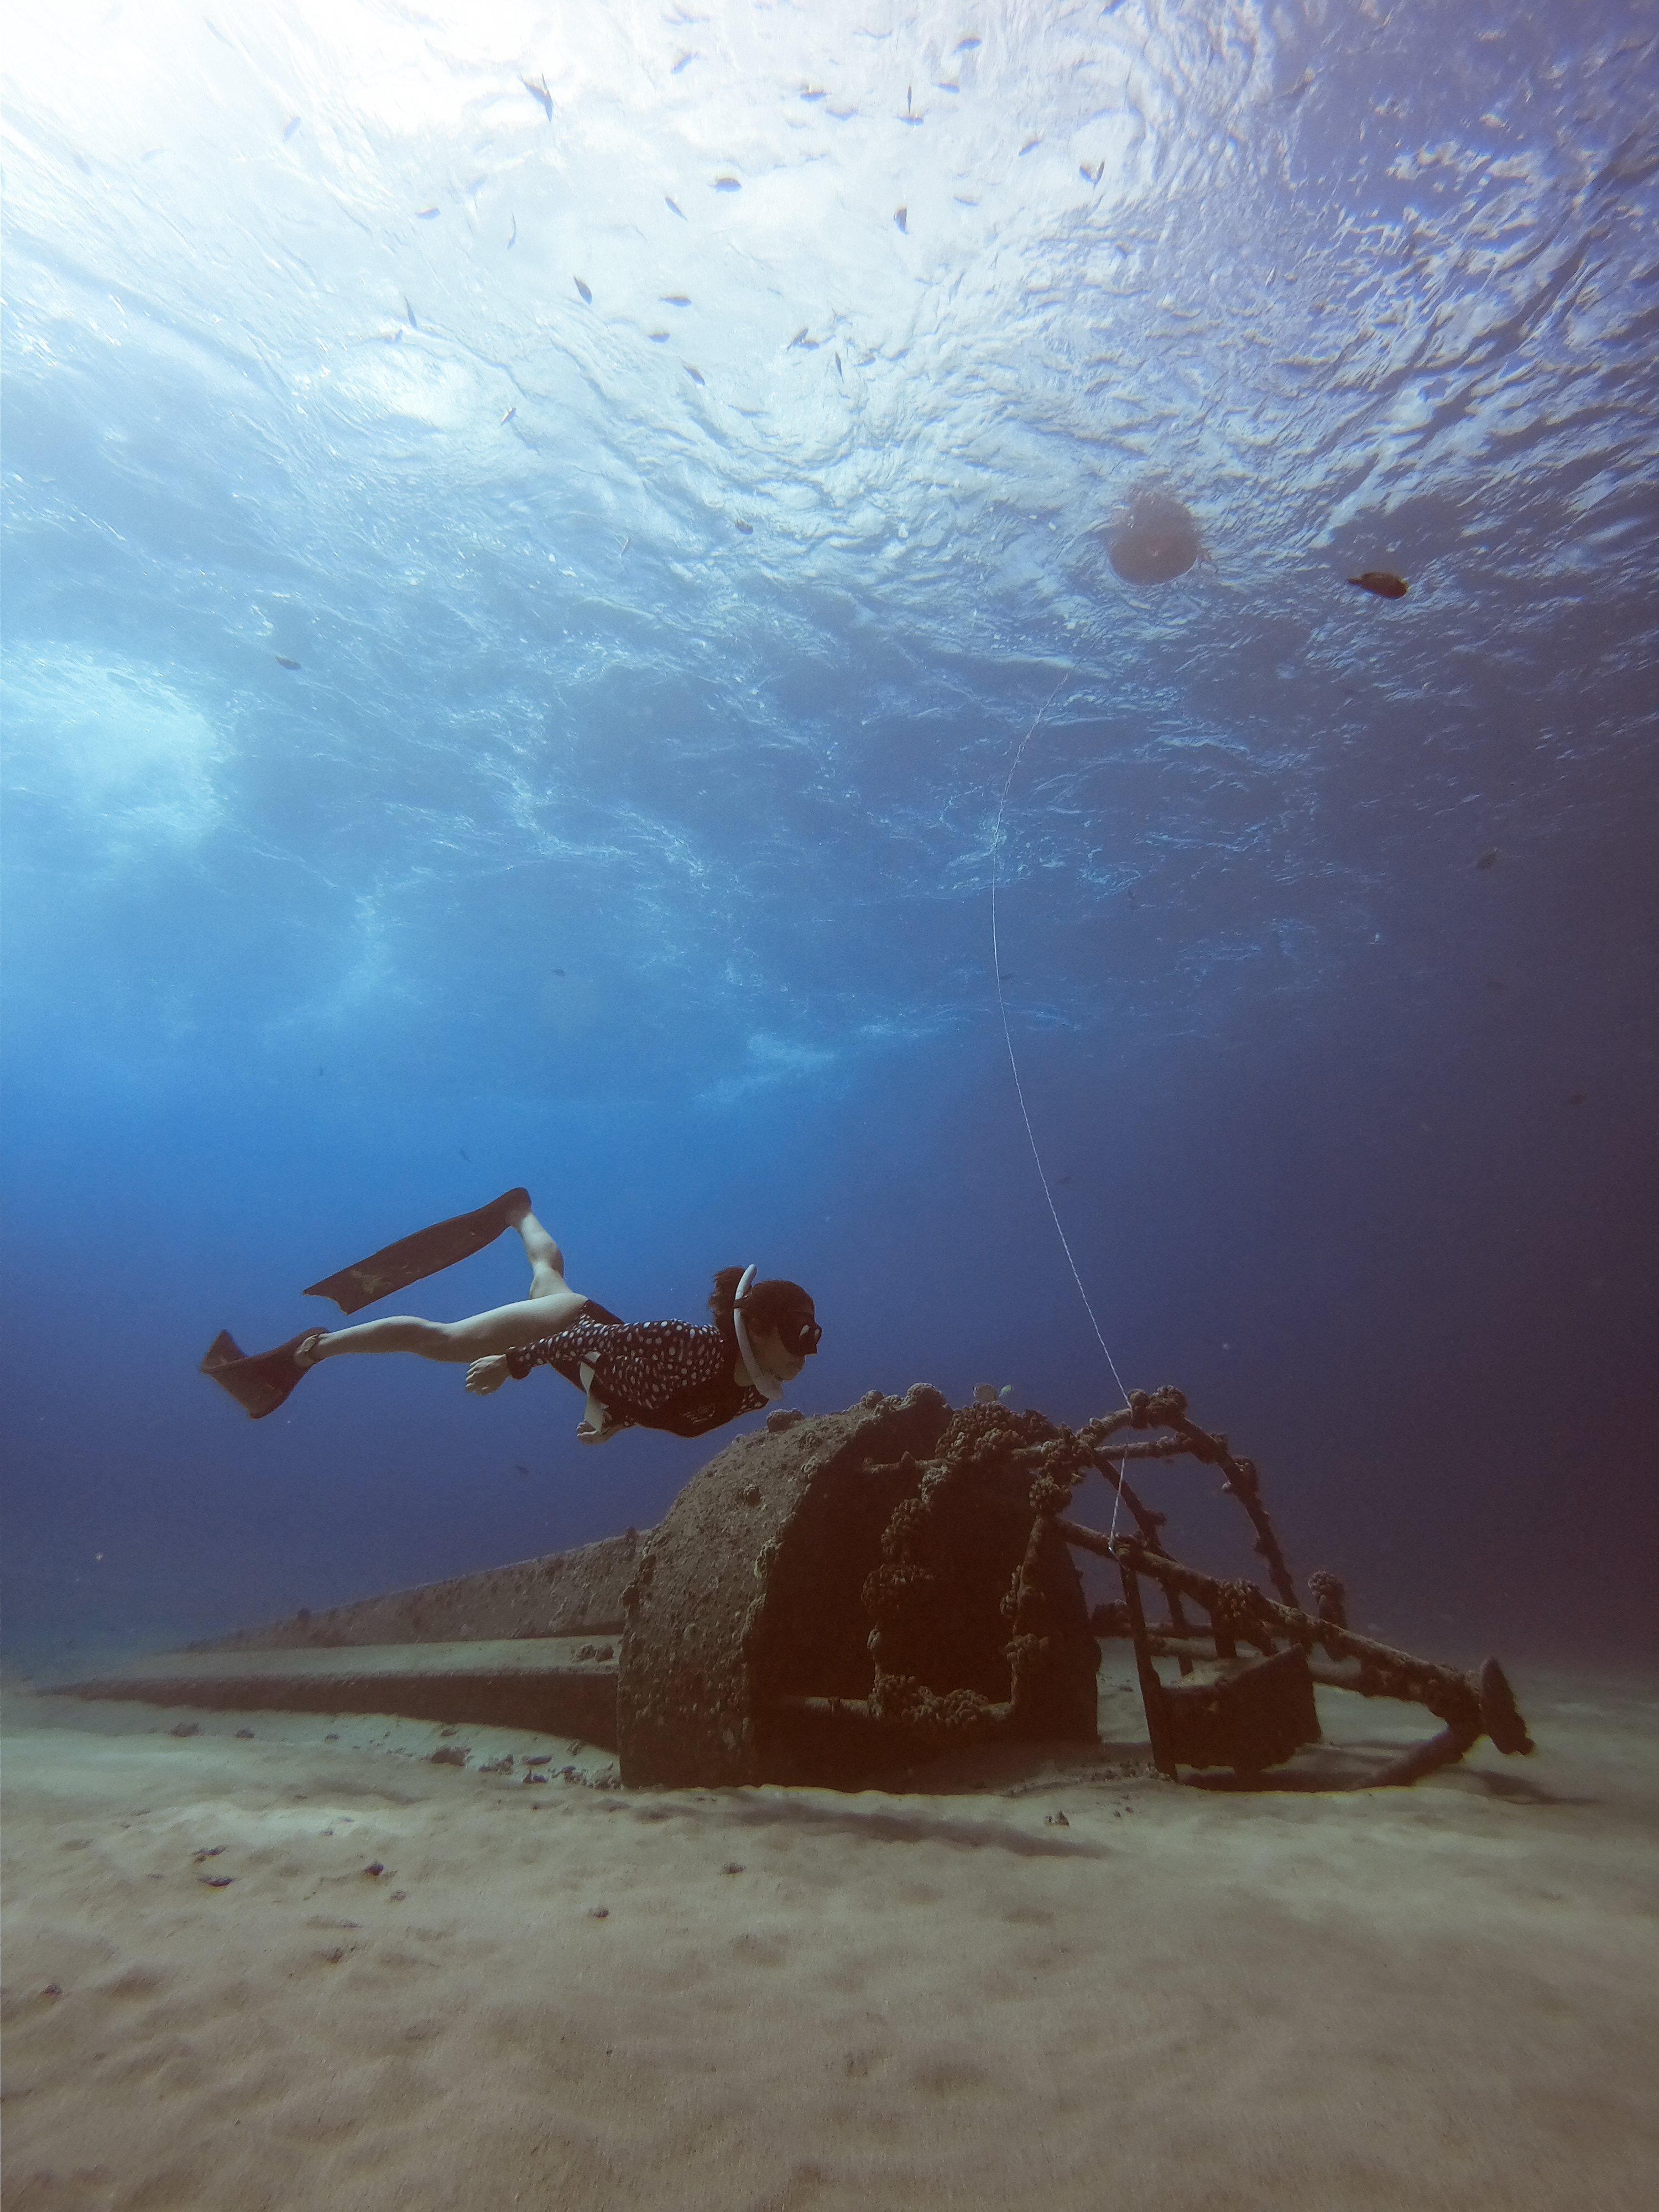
306,1287,589,1365
305,1202,587,1366
513,1207,570,1299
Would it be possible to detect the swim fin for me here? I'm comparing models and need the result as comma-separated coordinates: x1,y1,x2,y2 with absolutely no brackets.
200,1329,321,1420
302,1187,531,1314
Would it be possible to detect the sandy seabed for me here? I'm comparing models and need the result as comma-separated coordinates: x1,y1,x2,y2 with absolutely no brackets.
3,1656,1656,2212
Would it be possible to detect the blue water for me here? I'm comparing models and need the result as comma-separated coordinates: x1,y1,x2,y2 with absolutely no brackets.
3,1,1655,1671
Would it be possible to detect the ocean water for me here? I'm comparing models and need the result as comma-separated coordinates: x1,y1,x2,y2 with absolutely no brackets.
3,0,1656,1681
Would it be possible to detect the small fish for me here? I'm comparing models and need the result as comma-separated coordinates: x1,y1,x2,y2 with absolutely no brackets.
685,364,706,385
1475,849,1499,870
415,206,439,221
507,216,517,248
513,1462,530,1478
1347,570,1408,598
713,175,741,191
574,276,592,302
734,519,753,534
524,76,552,121
404,297,418,328
665,195,685,218
660,294,691,306
282,116,301,144
894,206,907,232
1567,1092,1586,1107
552,966,566,977
275,655,301,669
500,406,517,425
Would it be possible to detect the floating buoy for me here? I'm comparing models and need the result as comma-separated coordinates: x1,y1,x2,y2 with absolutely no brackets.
1106,492,1201,585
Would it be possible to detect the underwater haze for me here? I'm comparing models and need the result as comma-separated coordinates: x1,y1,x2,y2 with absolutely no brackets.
3,0,1657,1670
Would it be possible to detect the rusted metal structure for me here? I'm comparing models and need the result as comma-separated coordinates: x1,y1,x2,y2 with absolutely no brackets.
54,1383,1533,1792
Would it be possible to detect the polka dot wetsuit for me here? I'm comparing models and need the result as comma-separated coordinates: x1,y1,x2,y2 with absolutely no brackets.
504,1305,766,1440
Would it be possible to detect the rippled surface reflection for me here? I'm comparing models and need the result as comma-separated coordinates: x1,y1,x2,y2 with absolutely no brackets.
3,0,1655,1091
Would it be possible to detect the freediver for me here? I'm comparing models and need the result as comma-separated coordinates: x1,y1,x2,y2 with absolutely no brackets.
201,1189,821,1444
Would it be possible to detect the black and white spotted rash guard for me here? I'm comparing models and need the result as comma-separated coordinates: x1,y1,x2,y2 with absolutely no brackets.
504,1305,766,1440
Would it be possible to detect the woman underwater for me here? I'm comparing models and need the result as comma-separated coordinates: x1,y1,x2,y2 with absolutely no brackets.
201,1189,821,1444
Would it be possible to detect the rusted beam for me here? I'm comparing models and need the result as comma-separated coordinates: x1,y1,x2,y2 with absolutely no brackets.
1118,1558,1176,1777
45,1638,620,1744
1103,1532,1532,1754
188,1530,646,1652
1080,1389,1300,1608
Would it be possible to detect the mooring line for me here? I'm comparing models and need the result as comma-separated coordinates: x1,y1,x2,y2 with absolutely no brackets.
990,671,1132,1537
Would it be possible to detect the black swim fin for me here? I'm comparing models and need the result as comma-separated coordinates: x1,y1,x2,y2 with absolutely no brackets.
200,1330,320,1420
302,1187,531,1314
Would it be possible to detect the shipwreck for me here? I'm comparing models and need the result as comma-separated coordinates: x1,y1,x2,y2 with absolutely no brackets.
54,1385,1535,1791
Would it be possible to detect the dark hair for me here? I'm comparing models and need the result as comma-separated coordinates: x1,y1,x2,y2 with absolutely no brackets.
708,1267,816,1346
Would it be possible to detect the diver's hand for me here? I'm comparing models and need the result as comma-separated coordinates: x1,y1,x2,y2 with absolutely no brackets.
466,1355,509,1395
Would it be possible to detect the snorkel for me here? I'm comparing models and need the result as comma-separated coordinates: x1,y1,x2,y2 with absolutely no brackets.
732,1264,784,1401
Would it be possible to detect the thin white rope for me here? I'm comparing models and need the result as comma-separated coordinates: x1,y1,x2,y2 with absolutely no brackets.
990,671,1131,1538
